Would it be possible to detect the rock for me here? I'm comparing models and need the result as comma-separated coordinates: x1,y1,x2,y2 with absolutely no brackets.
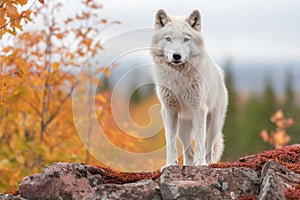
17,162,161,200
160,165,260,200
8,145,300,199
86,180,161,200
0,194,26,200
18,162,103,200
258,160,300,200
258,171,286,200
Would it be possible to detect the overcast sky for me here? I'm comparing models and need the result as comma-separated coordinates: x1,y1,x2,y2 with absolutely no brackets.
93,0,300,65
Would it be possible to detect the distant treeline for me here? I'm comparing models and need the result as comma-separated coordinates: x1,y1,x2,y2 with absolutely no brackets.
223,63,300,160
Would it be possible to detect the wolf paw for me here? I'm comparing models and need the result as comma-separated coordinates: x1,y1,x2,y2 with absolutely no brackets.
193,158,208,166
160,163,178,172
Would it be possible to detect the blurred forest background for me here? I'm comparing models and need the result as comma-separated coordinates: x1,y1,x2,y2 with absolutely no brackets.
0,0,299,193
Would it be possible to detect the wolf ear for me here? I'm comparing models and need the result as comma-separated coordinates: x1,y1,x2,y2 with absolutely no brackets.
155,9,171,29
186,10,201,32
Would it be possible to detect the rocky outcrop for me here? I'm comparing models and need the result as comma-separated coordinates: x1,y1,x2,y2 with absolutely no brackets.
0,194,25,200
17,162,160,200
88,180,161,200
1,145,300,200
160,165,260,200
18,162,100,199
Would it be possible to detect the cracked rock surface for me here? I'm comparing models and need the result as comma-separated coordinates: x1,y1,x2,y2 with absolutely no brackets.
160,165,260,200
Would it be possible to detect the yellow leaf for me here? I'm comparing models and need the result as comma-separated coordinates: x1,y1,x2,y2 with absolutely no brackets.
7,28,17,36
51,62,59,71
15,154,25,164
1,83,7,91
95,94,107,103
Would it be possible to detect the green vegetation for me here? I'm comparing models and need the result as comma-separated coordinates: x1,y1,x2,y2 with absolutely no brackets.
223,63,300,160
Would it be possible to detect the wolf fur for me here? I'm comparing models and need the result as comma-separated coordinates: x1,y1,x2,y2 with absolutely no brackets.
151,9,228,166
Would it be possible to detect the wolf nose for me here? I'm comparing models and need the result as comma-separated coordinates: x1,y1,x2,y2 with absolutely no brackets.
173,53,182,61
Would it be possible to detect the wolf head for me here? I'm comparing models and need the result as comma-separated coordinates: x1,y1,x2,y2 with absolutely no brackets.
151,9,204,66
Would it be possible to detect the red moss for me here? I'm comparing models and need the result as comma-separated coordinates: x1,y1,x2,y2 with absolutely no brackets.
87,165,162,184
285,185,300,200
210,145,300,173
90,145,300,185
237,196,256,200
285,163,300,174
6,190,19,196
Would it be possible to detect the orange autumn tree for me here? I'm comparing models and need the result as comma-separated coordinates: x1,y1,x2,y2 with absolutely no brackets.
0,0,42,38
0,0,44,103
0,0,117,192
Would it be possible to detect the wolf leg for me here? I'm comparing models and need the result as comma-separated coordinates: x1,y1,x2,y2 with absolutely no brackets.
192,106,208,165
161,107,179,166
177,118,193,165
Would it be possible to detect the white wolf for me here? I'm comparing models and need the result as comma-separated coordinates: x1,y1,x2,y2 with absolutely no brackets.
151,9,228,166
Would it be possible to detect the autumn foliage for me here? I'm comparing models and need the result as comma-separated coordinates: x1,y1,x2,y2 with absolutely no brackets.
0,0,45,38
0,0,119,192
260,110,294,148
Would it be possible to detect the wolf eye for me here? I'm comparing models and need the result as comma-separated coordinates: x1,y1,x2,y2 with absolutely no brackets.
184,38,190,42
165,37,171,42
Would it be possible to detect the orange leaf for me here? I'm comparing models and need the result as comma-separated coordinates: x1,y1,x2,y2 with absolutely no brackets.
51,62,59,71
104,67,110,77
56,33,63,39
22,10,32,21
66,52,74,59
18,0,28,5
0,15,6,27
96,67,110,76
6,4,19,19
111,62,118,68
3,46,12,53
65,18,73,24
83,39,92,47
14,57,27,68
260,130,269,142
101,19,107,24
14,18,23,31
38,0,45,4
